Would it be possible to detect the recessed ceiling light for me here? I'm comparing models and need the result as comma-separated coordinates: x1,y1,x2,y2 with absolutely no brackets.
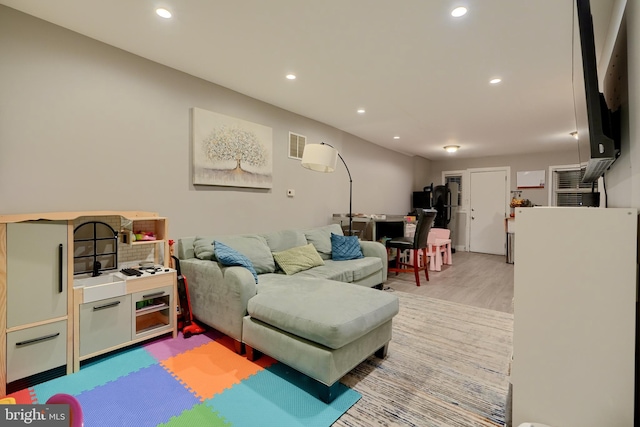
357,109,365,114
156,8,172,18
451,7,467,17
393,136,400,140
286,74,296,80
444,145,460,153
490,78,502,84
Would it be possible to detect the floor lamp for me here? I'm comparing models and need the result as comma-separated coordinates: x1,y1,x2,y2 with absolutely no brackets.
300,142,353,236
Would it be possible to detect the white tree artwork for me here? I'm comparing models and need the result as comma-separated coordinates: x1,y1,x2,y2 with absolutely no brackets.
192,108,273,188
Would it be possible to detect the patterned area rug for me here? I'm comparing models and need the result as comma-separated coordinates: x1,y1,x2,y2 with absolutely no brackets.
335,291,514,427
8,332,360,427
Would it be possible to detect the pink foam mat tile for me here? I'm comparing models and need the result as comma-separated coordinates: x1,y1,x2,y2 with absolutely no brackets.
144,330,222,361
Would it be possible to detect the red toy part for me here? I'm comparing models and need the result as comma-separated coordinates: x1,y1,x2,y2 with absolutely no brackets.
172,255,205,338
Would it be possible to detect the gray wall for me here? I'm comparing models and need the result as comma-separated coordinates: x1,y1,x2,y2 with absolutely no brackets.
429,149,580,207
3,4,636,242
0,6,417,238
605,1,639,209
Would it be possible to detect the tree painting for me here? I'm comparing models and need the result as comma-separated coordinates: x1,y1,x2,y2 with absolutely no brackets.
192,108,273,189
202,125,267,173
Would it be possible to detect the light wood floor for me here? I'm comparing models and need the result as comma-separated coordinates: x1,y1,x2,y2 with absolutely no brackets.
384,251,514,313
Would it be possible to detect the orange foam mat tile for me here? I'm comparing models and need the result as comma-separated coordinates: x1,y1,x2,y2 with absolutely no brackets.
160,340,276,401
5,388,35,404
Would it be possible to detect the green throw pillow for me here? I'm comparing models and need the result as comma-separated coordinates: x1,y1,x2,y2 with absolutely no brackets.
272,243,325,275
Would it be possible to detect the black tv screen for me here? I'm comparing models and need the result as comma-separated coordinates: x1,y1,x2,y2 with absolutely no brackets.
573,0,621,183
412,191,431,209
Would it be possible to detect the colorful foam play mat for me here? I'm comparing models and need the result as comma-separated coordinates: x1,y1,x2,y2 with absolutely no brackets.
7,331,361,426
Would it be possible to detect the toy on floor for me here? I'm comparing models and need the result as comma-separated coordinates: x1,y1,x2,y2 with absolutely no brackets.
171,255,205,338
46,394,84,427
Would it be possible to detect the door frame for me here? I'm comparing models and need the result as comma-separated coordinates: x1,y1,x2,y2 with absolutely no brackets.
466,166,510,253
441,170,468,251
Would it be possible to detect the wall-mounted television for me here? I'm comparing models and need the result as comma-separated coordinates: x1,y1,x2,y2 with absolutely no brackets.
573,0,622,183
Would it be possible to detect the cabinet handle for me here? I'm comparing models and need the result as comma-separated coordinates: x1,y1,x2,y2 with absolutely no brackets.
142,291,164,299
58,244,63,293
16,332,60,347
93,301,121,311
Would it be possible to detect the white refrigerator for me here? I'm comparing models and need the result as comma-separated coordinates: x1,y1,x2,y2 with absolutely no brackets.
512,207,637,426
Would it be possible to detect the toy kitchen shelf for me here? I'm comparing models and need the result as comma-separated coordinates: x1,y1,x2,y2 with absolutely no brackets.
119,217,167,246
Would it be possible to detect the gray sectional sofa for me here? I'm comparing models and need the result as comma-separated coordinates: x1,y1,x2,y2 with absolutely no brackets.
176,223,399,401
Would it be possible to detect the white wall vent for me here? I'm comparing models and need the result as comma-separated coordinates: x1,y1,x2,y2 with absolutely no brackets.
288,132,306,160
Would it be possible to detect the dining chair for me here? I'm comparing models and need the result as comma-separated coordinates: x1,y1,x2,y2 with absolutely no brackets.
385,209,437,286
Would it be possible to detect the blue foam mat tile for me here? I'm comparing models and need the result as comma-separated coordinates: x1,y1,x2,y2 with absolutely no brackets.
77,364,200,427
205,365,361,427
32,346,157,403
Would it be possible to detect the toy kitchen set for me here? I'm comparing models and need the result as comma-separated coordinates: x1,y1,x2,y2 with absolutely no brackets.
0,211,177,394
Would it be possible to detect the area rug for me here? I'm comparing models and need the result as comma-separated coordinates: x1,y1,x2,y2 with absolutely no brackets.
335,291,514,427
8,331,361,427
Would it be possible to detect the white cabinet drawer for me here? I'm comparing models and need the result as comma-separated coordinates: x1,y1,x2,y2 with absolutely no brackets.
80,295,131,357
7,321,67,383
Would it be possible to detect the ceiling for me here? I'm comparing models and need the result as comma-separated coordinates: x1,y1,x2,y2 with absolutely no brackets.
0,0,621,160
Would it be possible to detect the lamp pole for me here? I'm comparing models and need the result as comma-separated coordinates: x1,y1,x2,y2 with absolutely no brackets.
321,142,353,236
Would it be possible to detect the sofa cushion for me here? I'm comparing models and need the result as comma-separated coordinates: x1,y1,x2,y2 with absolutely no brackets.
272,244,325,275
294,261,353,282
295,258,382,282
247,277,399,349
330,233,364,261
214,235,275,274
214,241,258,283
193,236,215,260
263,229,308,253
304,224,343,260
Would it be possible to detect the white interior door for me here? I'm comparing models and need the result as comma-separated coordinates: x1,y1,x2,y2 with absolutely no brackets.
469,169,508,255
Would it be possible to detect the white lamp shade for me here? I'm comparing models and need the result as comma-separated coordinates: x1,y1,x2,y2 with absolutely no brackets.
301,144,338,173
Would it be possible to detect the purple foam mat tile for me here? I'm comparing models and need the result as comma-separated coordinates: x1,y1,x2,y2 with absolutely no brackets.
144,330,221,361
76,363,200,427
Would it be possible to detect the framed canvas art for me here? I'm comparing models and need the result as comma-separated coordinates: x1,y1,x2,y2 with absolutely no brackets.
192,107,273,189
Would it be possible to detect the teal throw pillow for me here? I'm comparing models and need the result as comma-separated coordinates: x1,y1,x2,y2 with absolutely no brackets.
330,233,364,261
214,240,258,283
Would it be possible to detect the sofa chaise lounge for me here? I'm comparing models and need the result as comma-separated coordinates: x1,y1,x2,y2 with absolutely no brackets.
176,224,399,401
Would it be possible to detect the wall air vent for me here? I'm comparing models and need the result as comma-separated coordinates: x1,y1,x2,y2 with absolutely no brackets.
288,132,306,160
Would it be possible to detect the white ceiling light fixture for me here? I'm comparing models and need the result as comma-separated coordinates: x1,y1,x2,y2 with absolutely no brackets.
156,8,172,19
357,109,365,114
286,74,296,80
393,136,400,140
451,7,467,18
444,145,460,153
489,78,502,85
